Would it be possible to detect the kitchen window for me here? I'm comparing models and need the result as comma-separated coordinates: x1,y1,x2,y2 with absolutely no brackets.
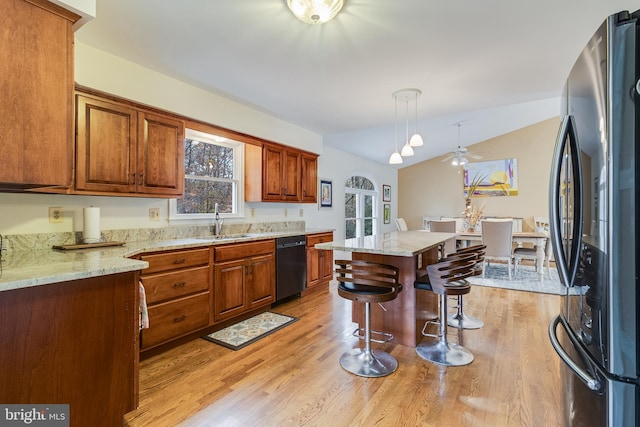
345,175,378,239
170,128,244,220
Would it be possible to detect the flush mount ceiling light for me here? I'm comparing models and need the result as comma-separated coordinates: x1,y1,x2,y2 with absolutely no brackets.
286,0,344,24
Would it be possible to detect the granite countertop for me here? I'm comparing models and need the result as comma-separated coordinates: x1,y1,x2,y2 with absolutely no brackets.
314,230,456,257
0,229,333,292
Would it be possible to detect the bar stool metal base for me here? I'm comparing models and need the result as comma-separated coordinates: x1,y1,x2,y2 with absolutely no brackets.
447,312,484,329
340,348,398,378
415,340,474,366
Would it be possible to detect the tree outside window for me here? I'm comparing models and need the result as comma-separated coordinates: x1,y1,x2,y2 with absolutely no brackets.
172,129,243,218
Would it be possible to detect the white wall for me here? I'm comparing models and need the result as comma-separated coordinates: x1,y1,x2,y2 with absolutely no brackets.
0,43,397,238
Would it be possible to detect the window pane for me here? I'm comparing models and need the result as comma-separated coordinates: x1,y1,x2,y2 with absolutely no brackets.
184,139,234,178
364,219,373,236
364,194,373,217
345,219,356,239
345,176,374,190
345,193,356,219
178,179,233,214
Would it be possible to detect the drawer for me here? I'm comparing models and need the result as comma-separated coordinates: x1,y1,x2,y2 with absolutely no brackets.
214,240,274,262
141,292,210,349
141,247,210,274
307,232,333,247
142,265,210,304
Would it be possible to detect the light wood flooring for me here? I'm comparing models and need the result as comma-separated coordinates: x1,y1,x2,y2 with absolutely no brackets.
125,281,564,427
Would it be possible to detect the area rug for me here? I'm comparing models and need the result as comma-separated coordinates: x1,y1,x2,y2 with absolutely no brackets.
467,264,569,295
202,312,298,350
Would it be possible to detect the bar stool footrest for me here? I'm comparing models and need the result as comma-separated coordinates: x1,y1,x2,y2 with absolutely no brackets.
351,327,394,344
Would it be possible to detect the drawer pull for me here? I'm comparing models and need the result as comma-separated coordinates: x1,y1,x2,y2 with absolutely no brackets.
173,258,187,264
173,282,186,288
173,315,186,323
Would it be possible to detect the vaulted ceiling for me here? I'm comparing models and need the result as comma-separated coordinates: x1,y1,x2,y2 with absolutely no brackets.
75,1,638,167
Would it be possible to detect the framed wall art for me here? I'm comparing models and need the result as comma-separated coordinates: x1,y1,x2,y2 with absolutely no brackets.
382,184,391,202
383,204,390,224
463,158,518,197
320,179,333,208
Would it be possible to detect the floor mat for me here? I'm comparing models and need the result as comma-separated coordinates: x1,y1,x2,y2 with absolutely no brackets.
202,312,298,350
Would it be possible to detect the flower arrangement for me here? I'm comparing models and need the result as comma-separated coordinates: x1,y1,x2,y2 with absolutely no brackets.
462,173,486,231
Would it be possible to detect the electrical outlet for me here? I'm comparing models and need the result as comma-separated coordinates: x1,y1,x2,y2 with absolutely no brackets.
250,208,255,218
284,208,288,217
149,208,160,221
49,207,63,223
299,208,304,217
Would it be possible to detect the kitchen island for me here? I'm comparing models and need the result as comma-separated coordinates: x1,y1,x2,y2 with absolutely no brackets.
315,230,457,347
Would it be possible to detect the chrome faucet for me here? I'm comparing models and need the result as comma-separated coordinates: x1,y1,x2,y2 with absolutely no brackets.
212,211,224,238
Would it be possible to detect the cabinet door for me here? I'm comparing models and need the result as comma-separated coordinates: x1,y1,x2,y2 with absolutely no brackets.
306,247,321,288
0,0,77,186
301,154,318,203
214,259,246,321
246,253,275,310
262,144,284,200
137,111,184,196
320,249,334,283
282,150,301,201
75,95,137,193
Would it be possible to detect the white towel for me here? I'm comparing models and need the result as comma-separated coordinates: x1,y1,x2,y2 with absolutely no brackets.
139,281,150,330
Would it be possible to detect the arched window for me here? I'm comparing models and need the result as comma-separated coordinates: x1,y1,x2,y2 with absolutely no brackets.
345,176,378,239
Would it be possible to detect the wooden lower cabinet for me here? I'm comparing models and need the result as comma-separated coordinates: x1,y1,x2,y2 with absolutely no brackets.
0,272,138,427
139,247,213,350
214,240,275,322
306,232,334,289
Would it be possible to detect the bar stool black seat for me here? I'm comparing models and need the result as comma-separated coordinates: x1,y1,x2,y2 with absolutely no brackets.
335,259,402,378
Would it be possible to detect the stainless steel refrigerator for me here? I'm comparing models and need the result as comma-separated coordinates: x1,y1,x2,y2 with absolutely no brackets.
548,9,640,427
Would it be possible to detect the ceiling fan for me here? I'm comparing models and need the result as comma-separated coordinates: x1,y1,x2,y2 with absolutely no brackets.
441,123,482,166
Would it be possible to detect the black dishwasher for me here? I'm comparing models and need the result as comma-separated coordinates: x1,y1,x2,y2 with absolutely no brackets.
275,235,307,302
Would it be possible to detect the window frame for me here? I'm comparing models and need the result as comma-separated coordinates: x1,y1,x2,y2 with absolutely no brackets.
344,176,379,239
169,128,245,223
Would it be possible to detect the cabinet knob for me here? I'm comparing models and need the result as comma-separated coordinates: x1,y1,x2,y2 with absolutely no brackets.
173,258,186,264
173,282,186,288
173,315,186,323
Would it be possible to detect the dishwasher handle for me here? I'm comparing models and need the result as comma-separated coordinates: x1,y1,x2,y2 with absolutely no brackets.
276,241,306,249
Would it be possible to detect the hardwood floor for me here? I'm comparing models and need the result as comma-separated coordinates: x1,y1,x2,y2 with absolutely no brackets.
125,282,564,427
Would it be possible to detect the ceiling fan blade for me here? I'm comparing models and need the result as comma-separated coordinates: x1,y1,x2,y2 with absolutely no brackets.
468,153,482,159
441,154,455,162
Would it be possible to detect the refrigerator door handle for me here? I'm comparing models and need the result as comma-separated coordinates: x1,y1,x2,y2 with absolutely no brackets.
549,315,601,391
549,115,583,287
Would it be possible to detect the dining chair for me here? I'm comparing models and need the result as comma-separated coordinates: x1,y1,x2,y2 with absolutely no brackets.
395,218,408,231
513,236,552,278
429,220,457,258
481,219,514,280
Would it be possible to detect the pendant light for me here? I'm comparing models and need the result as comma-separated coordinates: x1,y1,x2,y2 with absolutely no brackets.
389,95,403,164
400,97,414,157
409,91,424,147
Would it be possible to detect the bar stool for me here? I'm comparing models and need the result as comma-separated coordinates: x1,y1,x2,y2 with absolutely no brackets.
447,245,485,330
335,260,402,377
414,253,476,366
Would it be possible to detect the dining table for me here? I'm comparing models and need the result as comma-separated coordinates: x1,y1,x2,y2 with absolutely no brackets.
456,230,548,281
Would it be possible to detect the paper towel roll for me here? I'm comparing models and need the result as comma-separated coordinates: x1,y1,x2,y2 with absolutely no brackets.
83,207,101,244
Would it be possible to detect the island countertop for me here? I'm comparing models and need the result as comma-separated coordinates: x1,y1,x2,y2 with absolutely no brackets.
314,230,457,257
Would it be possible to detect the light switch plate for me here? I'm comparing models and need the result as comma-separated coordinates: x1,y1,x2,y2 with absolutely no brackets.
49,207,63,223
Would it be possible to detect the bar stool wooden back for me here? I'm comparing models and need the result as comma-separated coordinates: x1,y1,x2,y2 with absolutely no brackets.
446,244,486,329
335,260,402,377
413,253,476,366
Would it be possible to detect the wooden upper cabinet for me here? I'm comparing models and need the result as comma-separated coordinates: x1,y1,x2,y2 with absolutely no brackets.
301,153,318,203
75,91,185,197
75,95,137,193
138,112,184,196
0,0,79,188
245,143,317,203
